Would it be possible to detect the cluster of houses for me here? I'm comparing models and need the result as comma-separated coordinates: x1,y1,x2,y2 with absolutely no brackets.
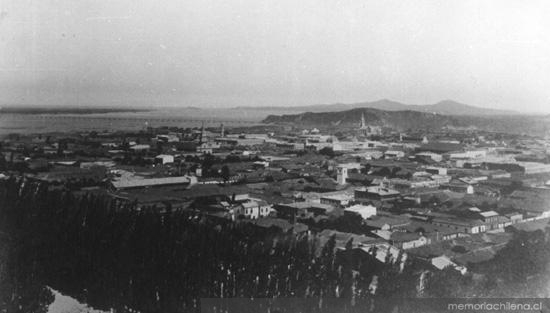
2,118,550,275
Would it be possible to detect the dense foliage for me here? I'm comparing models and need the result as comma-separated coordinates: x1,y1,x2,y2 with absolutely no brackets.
1,176,549,312
0,178,417,313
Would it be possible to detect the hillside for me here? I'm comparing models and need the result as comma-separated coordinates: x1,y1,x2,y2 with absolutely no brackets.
262,108,550,135
236,99,519,116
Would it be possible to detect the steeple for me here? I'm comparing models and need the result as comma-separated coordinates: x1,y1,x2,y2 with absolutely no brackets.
360,112,366,129
200,121,205,144
220,123,225,137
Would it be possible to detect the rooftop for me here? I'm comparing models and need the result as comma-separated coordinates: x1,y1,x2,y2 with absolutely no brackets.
479,211,499,217
112,176,193,189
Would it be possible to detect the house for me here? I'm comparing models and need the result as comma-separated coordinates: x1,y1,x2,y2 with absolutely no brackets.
389,178,439,192
440,180,474,194
129,144,150,153
156,134,180,143
320,193,354,207
459,176,488,185
518,162,550,175
317,229,382,251
396,220,462,242
415,152,443,162
446,149,487,160
504,212,523,224
479,169,511,179
389,232,428,250
431,255,454,270
233,200,272,219
197,142,220,154
155,154,174,165
111,176,197,190
355,186,400,202
253,161,269,169
431,255,467,274
425,167,448,176
478,211,509,230
344,204,377,219
478,211,499,224
384,150,405,159
364,215,410,231
431,217,486,234
274,202,335,221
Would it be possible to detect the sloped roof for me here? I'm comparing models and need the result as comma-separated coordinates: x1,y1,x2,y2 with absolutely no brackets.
390,232,422,242
112,176,191,189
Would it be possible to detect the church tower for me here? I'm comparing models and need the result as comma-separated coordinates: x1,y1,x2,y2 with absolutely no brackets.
336,165,348,185
199,121,205,144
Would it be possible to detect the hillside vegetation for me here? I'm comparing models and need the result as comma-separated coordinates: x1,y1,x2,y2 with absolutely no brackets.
263,108,550,135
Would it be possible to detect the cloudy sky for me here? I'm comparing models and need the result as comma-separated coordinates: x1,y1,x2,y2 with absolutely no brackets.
1,0,549,112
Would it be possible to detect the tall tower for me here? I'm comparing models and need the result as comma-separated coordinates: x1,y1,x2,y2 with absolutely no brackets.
200,121,205,144
220,123,225,137
360,112,366,129
336,166,348,185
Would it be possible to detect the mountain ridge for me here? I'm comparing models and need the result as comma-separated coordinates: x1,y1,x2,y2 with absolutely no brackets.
235,99,519,116
262,107,549,136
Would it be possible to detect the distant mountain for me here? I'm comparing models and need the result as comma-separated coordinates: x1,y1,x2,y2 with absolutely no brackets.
262,107,549,135
421,100,518,116
263,108,461,131
236,99,519,116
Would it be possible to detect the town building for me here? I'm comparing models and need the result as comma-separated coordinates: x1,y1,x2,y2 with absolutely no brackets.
344,204,377,219
155,154,175,165
355,186,401,202
111,176,197,190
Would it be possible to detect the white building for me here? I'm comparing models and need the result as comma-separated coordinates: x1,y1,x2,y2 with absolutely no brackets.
344,204,377,219
320,193,354,207
155,154,175,165
518,162,550,175
384,150,405,159
425,167,447,175
233,199,272,219
447,149,487,160
415,152,443,162
336,166,348,185
431,255,467,274
129,144,150,152
111,176,197,190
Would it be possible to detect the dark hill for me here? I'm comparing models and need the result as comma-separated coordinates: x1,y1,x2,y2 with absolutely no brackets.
263,108,461,131
236,99,518,116
263,108,549,135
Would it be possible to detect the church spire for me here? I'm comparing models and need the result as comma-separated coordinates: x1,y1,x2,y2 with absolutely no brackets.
200,121,205,144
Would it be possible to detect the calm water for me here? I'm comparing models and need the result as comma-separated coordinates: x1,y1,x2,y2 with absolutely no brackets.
0,112,257,136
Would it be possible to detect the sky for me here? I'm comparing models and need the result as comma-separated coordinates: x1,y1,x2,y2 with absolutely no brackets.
1,0,550,113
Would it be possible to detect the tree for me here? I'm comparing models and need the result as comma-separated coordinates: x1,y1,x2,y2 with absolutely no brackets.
0,153,6,171
319,147,335,158
361,164,371,174
221,165,230,182
451,245,467,253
